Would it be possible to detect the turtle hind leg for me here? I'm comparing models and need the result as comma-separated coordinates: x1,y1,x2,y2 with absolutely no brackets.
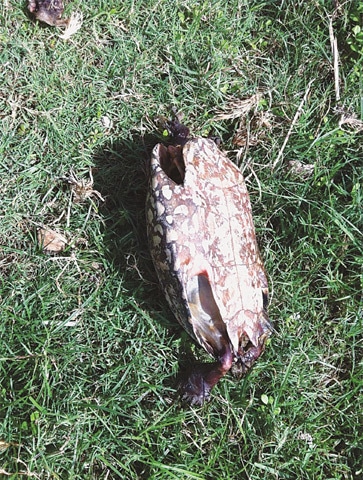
179,348,233,406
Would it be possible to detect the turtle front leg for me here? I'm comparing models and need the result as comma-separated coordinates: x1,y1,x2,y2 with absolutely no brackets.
180,348,233,405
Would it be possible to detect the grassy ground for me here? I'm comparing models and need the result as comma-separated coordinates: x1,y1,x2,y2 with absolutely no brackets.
1,0,362,478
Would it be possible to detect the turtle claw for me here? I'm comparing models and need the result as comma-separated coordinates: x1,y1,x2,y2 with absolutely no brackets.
179,369,212,406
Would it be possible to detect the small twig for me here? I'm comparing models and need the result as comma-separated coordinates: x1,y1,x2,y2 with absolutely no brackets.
242,158,263,204
328,11,363,129
53,252,82,294
66,192,72,229
329,16,340,103
272,79,315,171
0,354,39,361
0,468,38,478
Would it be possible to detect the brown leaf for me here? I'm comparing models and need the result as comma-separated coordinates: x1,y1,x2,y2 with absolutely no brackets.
0,440,19,453
214,93,263,121
28,0,69,27
37,227,67,254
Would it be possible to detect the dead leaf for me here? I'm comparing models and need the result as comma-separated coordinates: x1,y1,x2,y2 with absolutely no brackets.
59,11,83,40
28,0,69,27
37,227,68,254
287,160,315,179
339,114,363,132
214,93,263,121
0,440,19,453
60,168,104,203
232,111,273,147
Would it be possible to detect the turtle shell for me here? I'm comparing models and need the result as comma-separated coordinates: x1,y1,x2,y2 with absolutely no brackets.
146,137,272,404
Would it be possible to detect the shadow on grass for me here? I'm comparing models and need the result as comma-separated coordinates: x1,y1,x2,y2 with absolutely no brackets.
92,132,199,401
93,133,156,284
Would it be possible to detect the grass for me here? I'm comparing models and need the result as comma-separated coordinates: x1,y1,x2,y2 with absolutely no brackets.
0,0,362,478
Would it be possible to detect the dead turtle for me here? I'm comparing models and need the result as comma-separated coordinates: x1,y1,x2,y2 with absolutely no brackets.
146,121,272,405
28,0,70,27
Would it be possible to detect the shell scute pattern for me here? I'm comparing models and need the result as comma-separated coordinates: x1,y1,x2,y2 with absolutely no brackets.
146,136,272,404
